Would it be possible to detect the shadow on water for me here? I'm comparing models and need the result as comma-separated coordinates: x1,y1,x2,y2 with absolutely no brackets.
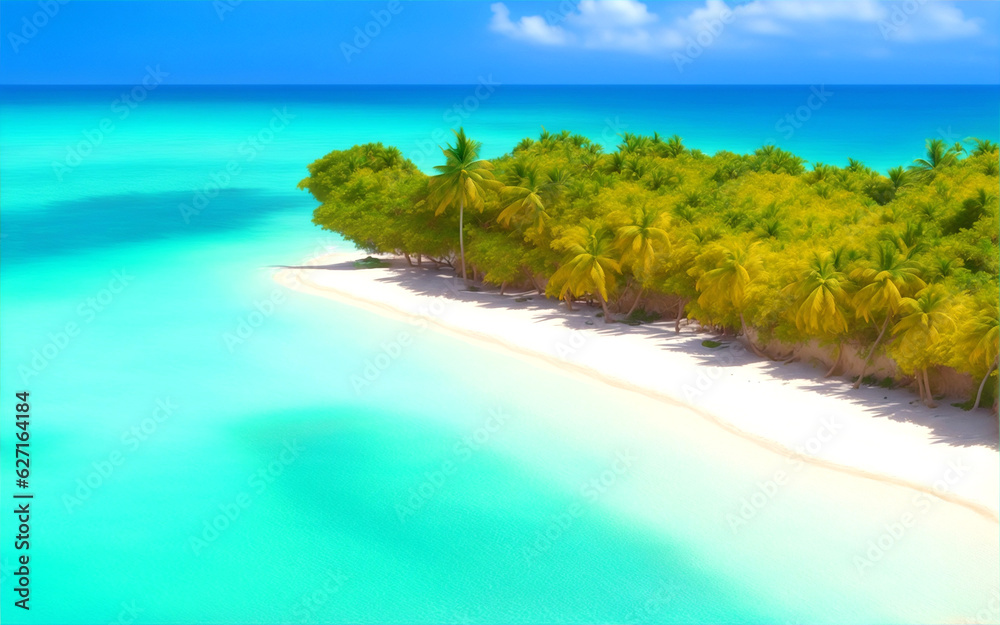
221,406,789,624
1,188,307,263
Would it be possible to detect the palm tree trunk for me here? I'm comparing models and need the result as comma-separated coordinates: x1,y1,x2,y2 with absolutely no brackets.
675,299,685,334
739,312,767,358
403,252,412,266
972,356,998,410
417,254,422,266
565,296,574,312
853,314,892,389
923,368,936,408
599,295,611,323
459,197,468,286
914,369,925,402
825,343,842,377
500,281,506,296
626,286,645,317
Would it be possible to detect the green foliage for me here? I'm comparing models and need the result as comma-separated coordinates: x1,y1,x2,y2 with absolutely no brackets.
299,130,1000,406
625,308,662,324
354,256,389,269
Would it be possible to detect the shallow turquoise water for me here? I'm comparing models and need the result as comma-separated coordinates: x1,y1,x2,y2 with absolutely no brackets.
1,86,998,624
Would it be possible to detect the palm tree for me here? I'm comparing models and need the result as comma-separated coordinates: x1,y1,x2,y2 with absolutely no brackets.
810,163,835,184
968,137,998,157
663,135,685,158
892,287,954,407
926,256,962,284
846,158,870,174
909,138,957,176
547,222,621,321
614,205,670,316
497,167,550,235
376,146,403,169
695,241,766,355
427,128,501,286
958,296,999,410
618,133,651,156
782,253,852,375
944,188,999,235
850,243,926,388
887,166,910,190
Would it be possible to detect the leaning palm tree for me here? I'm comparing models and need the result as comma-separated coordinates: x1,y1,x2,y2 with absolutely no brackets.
782,253,853,376
498,167,551,235
892,287,954,407
850,243,926,388
547,221,621,321
614,205,670,316
427,128,501,286
695,241,766,356
957,296,999,410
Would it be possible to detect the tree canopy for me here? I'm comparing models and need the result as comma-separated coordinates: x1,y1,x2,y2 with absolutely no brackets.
301,130,999,408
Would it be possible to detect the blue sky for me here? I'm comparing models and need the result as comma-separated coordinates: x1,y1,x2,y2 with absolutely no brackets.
2,0,997,84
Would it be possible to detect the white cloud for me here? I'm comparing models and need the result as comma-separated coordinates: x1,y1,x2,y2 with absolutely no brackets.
569,0,661,51
738,0,887,23
489,3,570,46
570,0,658,29
884,2,982,42
487,0,984,54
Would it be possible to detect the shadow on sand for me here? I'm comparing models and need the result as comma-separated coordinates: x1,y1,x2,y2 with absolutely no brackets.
274,256,999,451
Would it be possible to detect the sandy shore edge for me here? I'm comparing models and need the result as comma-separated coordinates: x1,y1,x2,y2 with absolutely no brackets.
274,251,1000,522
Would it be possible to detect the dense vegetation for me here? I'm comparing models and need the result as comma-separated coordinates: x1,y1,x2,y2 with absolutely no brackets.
299,129,999,410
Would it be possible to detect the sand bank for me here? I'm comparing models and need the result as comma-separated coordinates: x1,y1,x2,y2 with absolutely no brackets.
274,252,999,520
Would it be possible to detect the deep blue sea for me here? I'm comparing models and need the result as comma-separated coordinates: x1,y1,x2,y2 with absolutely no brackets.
1,85,998,623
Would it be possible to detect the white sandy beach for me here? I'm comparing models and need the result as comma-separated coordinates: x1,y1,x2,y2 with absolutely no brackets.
274,251,1000,521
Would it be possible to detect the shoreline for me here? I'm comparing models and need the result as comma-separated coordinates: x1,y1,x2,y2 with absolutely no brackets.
274,251,1000,522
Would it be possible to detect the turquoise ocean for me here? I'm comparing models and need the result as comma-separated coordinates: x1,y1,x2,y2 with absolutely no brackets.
1,85,998,623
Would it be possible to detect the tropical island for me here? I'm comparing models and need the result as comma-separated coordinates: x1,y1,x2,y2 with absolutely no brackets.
297,129,999,414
